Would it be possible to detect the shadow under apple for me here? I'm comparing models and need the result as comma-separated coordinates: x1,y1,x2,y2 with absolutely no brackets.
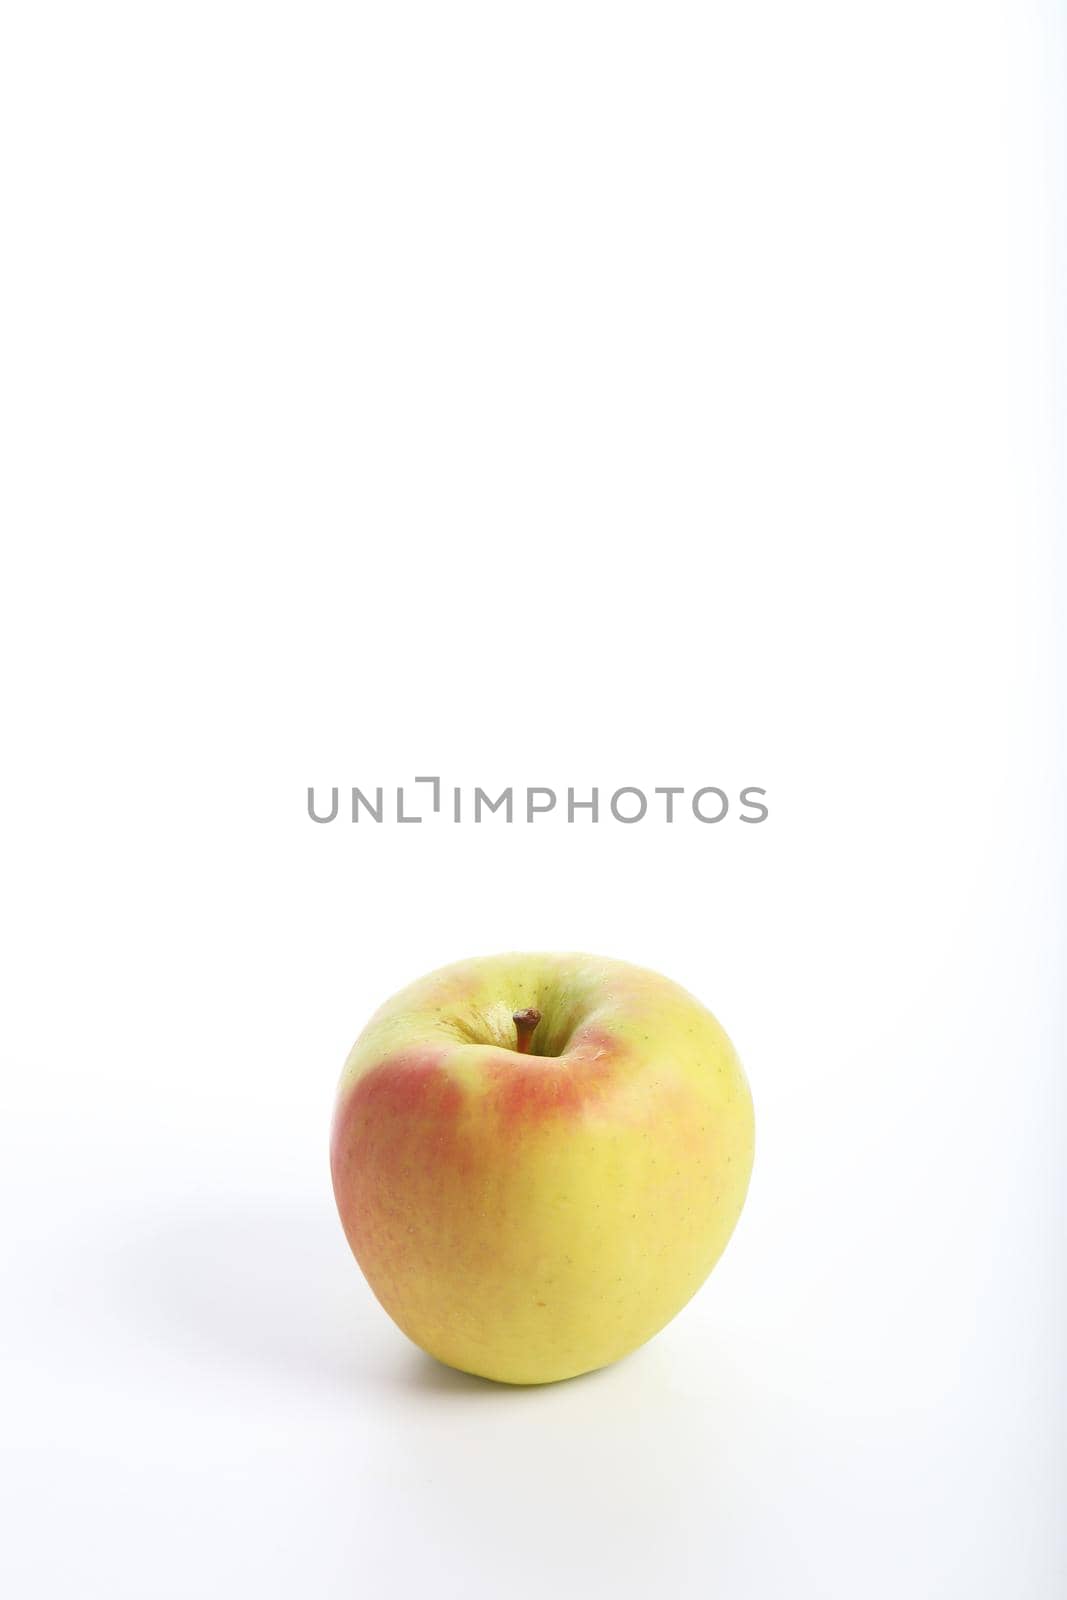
120,1195,665,1403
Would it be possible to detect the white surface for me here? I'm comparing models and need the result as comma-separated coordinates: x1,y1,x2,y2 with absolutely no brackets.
1,3,1064,1596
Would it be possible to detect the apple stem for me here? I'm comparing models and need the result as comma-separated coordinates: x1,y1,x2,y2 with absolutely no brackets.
512,1008,541,1053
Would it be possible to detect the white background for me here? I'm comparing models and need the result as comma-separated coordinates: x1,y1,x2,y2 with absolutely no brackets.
2,3,1064,1596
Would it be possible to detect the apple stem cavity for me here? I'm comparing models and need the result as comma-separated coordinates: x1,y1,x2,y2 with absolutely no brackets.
512,1008,541,1054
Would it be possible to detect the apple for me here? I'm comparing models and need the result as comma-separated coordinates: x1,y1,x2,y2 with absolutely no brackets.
330,952,754,1384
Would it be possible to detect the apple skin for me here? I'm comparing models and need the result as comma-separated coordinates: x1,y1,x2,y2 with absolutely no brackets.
330,953,754,1385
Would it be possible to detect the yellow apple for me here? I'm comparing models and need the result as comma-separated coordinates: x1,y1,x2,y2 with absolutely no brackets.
330,952,754,1384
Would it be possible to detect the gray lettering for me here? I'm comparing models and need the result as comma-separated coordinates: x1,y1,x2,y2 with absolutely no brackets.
568,788,599,822
610,787,647,823
654,786,683,822
396,787,421,823
308,786,339,823
475,788,513,821
692,787,729,823
351,787,383,822
739,786,768,823
414,775,441,812
527,787,557,821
